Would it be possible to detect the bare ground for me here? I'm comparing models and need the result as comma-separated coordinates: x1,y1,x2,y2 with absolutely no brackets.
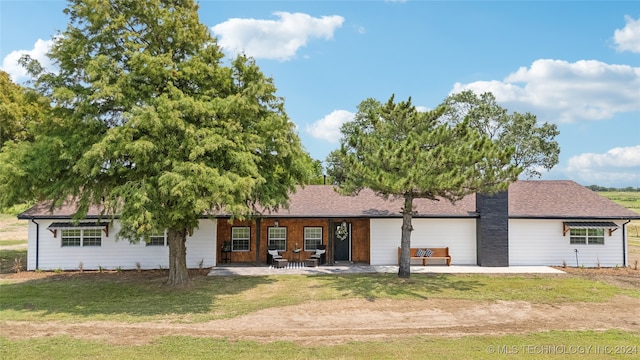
1,295,639,345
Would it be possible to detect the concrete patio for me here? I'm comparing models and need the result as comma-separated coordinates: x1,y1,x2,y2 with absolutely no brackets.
207,262,565,276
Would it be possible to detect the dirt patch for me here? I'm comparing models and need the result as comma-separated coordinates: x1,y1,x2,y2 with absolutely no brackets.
558,266,640,289
0,216,27,243
1,295,639,345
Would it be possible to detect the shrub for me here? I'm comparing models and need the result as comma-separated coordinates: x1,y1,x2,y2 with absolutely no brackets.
11,258,23,273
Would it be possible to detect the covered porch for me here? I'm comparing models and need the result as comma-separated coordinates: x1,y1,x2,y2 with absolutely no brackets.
216,217,371,266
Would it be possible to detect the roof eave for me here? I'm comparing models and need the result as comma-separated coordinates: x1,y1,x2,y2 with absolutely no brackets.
510,215,640,220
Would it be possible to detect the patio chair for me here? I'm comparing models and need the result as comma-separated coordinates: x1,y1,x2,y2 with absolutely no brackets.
267,246,283,265
310,244,326,265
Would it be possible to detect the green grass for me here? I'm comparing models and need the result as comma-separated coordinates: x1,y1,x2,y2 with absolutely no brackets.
1,330,638,359
0,213,26,227
599,191,640,214
1,273,638,323
598,192,640,247
0,239,27,246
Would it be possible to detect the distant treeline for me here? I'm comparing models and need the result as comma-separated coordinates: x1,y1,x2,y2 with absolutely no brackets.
587,185,640,192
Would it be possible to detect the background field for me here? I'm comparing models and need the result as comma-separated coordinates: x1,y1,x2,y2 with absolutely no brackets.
598,192,640,267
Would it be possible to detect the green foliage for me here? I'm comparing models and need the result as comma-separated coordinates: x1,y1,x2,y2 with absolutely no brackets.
442,90,560,179
588,185,640,192
335,95,519,200
0,202,34,216
1,0,312,286
0,70,50,151
329,94,520,276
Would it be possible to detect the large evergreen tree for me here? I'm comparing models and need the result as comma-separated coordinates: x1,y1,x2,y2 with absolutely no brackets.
330,95,520,277
0,0,312,286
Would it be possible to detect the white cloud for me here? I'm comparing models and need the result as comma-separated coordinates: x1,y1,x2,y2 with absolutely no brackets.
613,15,640,53
211,12,344,61
566,145,640,187
306,110,354,142
1,38,56,82
451,59,640,123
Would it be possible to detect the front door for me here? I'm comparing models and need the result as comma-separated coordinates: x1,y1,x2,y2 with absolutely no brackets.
334,222,351,262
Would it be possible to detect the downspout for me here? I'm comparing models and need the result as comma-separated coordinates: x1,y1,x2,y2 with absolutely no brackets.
31,218,40,270
622,219,631,267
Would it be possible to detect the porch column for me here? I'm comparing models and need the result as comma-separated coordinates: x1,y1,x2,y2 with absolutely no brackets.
255,218,261,264
328,218,334,265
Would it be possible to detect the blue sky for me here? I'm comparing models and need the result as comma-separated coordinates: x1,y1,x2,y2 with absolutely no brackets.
1,0,639,187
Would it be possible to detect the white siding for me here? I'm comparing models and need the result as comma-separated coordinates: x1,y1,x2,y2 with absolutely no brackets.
370,218,476,265
27,219,217,271
509,219,626,267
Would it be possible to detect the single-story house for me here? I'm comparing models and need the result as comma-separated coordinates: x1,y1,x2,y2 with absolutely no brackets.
18,180,640,270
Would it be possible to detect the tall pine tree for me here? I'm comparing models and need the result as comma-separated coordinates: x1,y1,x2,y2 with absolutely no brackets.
331,95,520,277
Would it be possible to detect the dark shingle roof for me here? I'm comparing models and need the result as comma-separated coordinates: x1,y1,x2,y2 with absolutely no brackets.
18,180,640,220
266,186,476,218
508,180,639,219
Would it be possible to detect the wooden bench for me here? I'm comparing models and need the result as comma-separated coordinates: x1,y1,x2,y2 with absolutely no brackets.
398,247,451,266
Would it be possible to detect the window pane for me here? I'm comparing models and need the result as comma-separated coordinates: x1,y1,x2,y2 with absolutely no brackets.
589,236,604,245
268,227,287,251
588,228,605,245
570,229,586,236
61,229,81,247
570,237,586,245
304,227,322,251
588,228,604,237
147,229,166,246
83,229,102,246
232,227,250,251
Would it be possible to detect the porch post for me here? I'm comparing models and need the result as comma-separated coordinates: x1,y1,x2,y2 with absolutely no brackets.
328,218,334,265
255,218,261,264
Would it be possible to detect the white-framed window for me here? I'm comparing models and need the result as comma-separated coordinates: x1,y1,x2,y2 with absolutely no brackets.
82,229,102,246
268,227,287,251
570,228,605,245
304,227,322,251
147,230,167,246
61,228,102,247
232,226,250,251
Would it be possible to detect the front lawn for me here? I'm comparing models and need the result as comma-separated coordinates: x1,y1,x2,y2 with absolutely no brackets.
1,272,638,323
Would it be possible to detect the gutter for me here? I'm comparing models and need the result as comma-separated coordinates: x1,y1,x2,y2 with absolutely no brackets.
622,219,631,267
31,218,40,270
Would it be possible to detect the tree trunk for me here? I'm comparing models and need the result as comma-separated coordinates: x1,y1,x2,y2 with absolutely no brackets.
166,228,192,287
398,193,414,278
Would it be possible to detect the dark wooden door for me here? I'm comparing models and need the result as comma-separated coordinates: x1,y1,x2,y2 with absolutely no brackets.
334,222,351,261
